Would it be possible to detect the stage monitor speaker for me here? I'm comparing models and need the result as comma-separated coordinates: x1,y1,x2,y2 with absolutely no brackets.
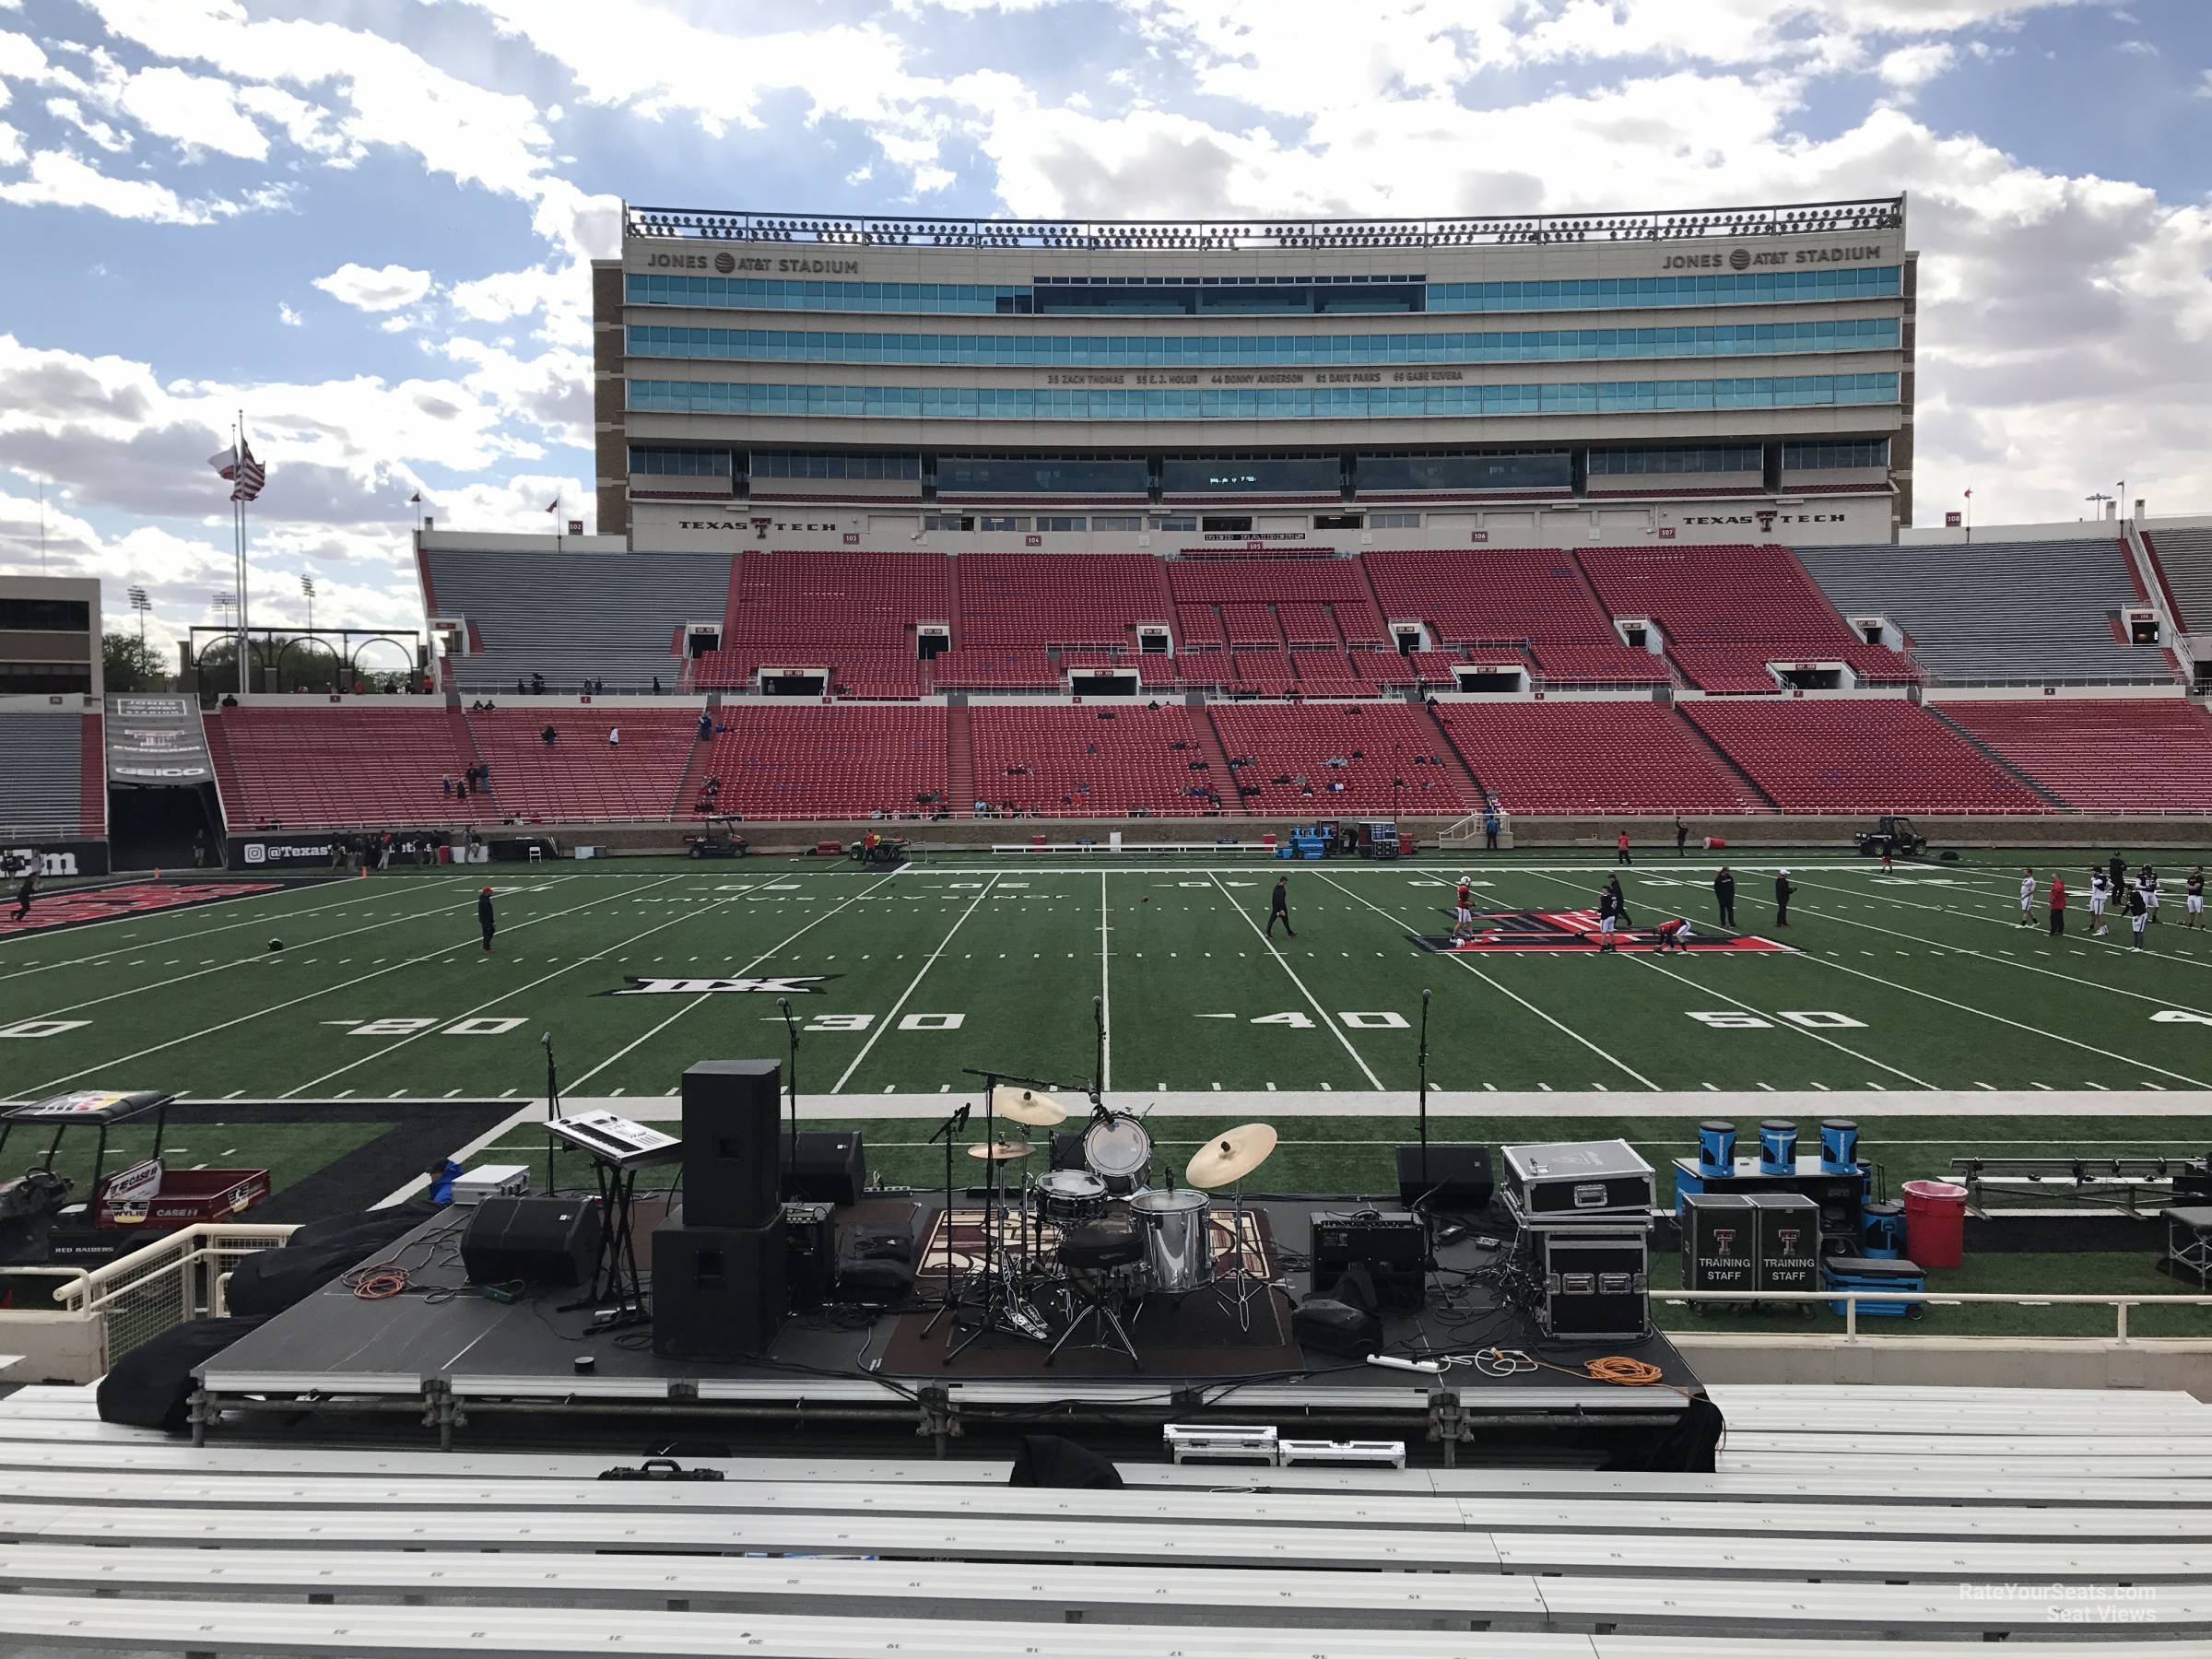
781,1130,866,1206
680,1059,782,1228
651,1212,787,1359
1395,1143,1494,1211
461,1195,601,1288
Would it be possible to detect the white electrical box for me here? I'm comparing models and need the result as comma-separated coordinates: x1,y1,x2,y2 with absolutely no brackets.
453,1164,530,1206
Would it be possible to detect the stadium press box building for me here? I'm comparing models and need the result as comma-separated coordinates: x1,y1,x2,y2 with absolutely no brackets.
595,197,1915,554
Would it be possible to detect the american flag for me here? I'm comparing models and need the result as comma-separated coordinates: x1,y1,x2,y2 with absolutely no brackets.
208,441,267,502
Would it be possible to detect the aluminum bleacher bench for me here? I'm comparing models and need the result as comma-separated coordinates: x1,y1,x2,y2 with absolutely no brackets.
0,1595,2199,1654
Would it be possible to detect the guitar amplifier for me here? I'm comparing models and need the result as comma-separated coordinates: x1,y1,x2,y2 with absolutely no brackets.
1501,1139,1653,1219
1311,1209,1425,1311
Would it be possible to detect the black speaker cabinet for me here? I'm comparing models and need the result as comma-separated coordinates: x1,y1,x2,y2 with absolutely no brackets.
1395,1143,1494,1211
782,1201,836,1310
651,1211,787,1359
680,1059,782,1228
461,1195,601,1288
780,1130,866,1206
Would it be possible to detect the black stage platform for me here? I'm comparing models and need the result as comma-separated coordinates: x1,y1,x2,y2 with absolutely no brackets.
194,1195,1700,1458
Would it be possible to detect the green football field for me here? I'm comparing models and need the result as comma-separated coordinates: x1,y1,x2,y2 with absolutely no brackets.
4,847,2208,1334
5,849,2209,1102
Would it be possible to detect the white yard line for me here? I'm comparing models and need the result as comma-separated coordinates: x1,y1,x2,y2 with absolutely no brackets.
1794,948,2212,1090
1211,872,1385,1091
1099,869,1112,1092
0,876,515,985
502,1088,2212,1122
567,873,904,1095
831,874,1004,1093
1313,869,1660,1092
10,879,565,1023
17,876,685,1099
1512,867,1936,1090
1785,870,2212,992
277,880,761,1099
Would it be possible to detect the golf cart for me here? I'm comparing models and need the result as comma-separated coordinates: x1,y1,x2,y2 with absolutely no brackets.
1854,816,1925,860
684,816,749,859
0,1089,273,1266
849,831,911,865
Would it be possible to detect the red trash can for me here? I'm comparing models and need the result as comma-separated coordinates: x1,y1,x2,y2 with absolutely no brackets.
1901,1179,1968,1268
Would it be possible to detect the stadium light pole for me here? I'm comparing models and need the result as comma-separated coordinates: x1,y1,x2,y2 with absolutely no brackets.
300,572,316,637
127,585,149,648
2085,491,2112,523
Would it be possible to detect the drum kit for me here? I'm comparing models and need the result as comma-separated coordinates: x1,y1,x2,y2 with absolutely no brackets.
929,1077,1280,1369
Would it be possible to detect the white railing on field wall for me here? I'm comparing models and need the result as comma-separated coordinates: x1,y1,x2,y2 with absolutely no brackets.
8,1223,298,1378
1661,1288,2212,1341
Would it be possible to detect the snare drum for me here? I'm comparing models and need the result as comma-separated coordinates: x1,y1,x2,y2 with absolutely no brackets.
1083,1112,1152,1191
1130,1189,1212,1296
1036,1168,1107,1226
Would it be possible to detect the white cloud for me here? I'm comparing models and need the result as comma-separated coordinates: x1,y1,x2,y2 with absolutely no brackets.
85,1,559,203
2113,38,2157,55
0,149,210,222
0,121,20,166
1877,41,1957,95
312,261,432,312
120,65,269,159
276,301,301,327
43,95,129,151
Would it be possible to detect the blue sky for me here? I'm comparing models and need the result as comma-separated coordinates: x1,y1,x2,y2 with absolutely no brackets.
0,0,2207,651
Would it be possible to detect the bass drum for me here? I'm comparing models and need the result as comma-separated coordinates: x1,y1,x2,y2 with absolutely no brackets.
1082,1112,1152,1191
1129,1189,1212,1296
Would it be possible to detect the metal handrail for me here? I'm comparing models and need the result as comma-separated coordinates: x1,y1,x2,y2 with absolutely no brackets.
1659,1287,2212,1341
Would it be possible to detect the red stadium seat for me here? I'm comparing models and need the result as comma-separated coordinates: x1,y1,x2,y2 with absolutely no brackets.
206,705,490,829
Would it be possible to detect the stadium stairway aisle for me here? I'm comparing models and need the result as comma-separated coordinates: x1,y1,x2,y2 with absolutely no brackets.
945,699,975,811
1917,705,2067,807
1416,697,1488,803
1191,697,1246,817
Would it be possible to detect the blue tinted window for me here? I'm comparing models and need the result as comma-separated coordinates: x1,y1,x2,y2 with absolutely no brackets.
626,373,1900,420
622,316,1897,368
626,265,1904,318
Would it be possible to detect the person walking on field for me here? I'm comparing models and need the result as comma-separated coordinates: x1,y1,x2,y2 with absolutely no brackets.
1616,828,1632,866
1773,869,1795,928
2088,868,2111,937
12,863,36,924
477,885,497,958
1713,865,1736,927
1452,876,1476,942
1266,875,1296,939
2048,873,2066,939
1596,877,1623,952
2127,880,2149,950
1675,818,1689,856
2187,865,2206,930
2018,867,2037,927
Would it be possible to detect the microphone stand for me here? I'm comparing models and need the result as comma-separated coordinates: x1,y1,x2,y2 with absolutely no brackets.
778,997,800,1198
1091,994,1105,1114
920,1102,971,1333
541,1032,561,1194
1418,986,1430,1191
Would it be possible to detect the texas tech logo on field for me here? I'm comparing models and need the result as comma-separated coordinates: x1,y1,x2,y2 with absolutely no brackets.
605,975,834,995
1409,910,1786,955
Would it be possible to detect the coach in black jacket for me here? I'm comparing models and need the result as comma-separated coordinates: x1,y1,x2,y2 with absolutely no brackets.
1713,865,1736,927
1773,869,1796,928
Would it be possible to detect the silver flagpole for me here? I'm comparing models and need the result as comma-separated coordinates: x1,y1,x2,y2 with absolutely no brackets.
237,411,251,695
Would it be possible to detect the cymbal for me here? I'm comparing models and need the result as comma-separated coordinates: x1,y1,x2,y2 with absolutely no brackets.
1184,1123,1278,1190
967,1139,1032,1162
990,1086,1067,1128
